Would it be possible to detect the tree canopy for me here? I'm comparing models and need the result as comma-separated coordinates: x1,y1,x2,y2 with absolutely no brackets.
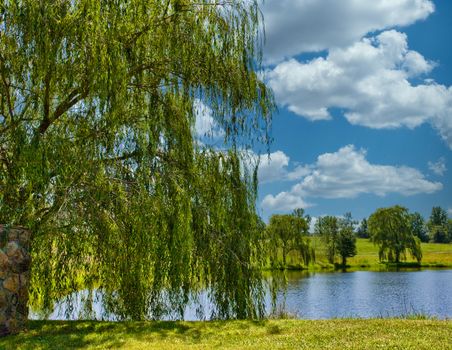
314,214,357,266
266,209,314,268
356,218,369,239
336,214,357,266
427,207,450,243
314,216,339,264
0,0,274,320
368,206,422,263
409,212,428,243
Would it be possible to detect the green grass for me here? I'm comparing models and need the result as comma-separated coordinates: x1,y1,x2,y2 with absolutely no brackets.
350,239,452,268
280,238,452,270
1,319,451,349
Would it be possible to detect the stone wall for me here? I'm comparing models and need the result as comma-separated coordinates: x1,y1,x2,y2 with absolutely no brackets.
0,225,31,336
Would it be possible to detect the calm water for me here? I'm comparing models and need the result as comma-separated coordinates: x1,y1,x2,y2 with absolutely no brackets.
31,269,452,320
280,269,452,319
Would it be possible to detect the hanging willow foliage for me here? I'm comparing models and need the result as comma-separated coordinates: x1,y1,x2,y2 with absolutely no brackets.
0,0,274,320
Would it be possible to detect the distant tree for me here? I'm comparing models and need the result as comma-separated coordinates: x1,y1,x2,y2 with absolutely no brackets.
267,209,314,267
410,212,429,242
368,206,422,263
356,218,370,238
341,213,357,263
428,207,450,243
315,213,357,266
314,216,339,264
448,219,452,242
429,206,448,225
342,212,357,229
430,226,450,243
337,222,357,266
291,209,315,264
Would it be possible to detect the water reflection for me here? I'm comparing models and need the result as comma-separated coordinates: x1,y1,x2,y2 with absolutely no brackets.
30,269,452,320
281,269,452,319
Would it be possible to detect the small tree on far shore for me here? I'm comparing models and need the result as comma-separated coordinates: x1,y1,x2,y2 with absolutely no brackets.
314,216,339,264
267,209,314,267
356,218,370,238
368,206,422,263
315,213,357,266
428,207,450,243
410,212,429,243
337,221,357,266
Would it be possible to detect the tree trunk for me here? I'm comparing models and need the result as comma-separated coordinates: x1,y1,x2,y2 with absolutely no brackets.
341,256,346,266
282,247,287,268
0,225,31,336
395,250,400,264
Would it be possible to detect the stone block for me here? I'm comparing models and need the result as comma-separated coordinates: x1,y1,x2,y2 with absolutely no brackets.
3,275,20,293
0,251,9,279
0,289,7,308
0,226,30,336
18,230,32,248
5,242,20,258
9,248,30,274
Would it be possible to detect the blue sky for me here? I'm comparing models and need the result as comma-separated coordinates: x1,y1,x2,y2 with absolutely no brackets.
253,0,452,222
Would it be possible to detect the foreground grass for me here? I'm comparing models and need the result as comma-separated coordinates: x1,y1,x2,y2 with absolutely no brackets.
280,238,452,270
1,319,451,349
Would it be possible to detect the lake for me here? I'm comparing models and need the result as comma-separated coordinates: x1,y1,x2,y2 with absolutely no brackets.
278,269,452,319
31,269,452,320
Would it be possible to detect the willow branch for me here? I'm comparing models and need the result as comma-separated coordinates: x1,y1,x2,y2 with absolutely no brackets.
37,86,89,135
0,65,15,121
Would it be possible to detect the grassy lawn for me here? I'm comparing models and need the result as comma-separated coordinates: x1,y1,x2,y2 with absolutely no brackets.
1,319,451,349
348,239,452,268
281,238,452,270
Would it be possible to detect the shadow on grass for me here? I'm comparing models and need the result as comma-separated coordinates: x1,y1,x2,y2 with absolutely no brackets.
0,320,268,350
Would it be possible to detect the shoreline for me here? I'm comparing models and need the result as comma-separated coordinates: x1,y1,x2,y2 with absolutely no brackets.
264,261,452,272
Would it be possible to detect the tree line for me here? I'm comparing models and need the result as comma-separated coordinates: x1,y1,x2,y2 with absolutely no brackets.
357,206,452,244
265,205,451,268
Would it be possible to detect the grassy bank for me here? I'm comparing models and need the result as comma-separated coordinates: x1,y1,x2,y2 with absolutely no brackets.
2,319,451,349
279,238,452,270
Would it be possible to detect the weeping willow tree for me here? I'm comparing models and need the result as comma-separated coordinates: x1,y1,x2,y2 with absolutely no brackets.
368,206,422,264
266,209,314,268
0,0,274,320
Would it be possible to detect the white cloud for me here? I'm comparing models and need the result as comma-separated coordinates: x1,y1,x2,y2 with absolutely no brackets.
262,145,443,211
295,145,442,197
287,165,311,181
428,157,447,176
193,99,225,140
258,151,289,183
258,151,310,183
267,30,452,148
262,0,434,63
262,191,311,212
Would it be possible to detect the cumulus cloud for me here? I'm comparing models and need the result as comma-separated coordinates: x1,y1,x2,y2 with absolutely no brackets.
428,157,447,176
262,191,311,212
258,151,290,183
258,151,310,183
267,30,452,148
193,99,225,140
262,145,443,211
262,0,434,63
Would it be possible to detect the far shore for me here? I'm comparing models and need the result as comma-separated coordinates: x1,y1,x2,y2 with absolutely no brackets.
266,238,452,271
